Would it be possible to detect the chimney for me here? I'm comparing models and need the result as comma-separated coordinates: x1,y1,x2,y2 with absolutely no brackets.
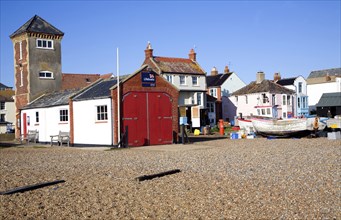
189,48,196,61
274,72,281,82
224,65,230,74
144,41,153,59
256,71,265,84
211,67,218,76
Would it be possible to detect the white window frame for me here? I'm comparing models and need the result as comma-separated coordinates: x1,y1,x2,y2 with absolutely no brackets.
59,109,68,122
39,71,54,79
207,102,214,113
282,95,286,105
197,92,202,105
35,111,39,123
166,75,173,83
36,39,54,49
180,75,186,85
96,105,108,121
192,76,198,86
0,102,5,110
210,88,217,98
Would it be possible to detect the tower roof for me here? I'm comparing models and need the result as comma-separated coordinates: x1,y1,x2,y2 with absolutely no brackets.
10,15,64,38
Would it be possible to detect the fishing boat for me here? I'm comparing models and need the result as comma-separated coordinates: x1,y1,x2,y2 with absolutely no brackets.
251,117,327,137
237,118,254,134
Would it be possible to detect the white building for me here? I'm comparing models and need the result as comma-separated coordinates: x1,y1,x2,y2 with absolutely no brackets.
276,75,309,117
0,88,15,133
307,68,341,113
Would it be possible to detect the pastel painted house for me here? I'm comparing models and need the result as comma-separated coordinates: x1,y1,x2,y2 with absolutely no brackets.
206,66,246,124
275,74,309,117
231,72,296,119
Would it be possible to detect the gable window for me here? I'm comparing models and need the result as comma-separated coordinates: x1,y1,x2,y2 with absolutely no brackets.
97,105,108,121
36,39,53,49
298,82,302,93
235,96,238,103
192,76,198,86
39,71,54,79
60,109,68,122
245,95,248,104
210,88,217,98
262,93,268,103
0,102,5,110
166,75,173,83
180,76,186,85
35,111,39,123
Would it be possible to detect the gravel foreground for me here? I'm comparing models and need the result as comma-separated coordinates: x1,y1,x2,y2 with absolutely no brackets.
0,138,340,219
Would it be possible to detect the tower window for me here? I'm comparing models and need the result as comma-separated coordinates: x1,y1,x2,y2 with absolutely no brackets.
36,39,53,49
39,71,54,79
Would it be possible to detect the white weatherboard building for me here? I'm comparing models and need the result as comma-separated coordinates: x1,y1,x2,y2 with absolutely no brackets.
306,68,341,113
20,90,74,142
72,79,116,145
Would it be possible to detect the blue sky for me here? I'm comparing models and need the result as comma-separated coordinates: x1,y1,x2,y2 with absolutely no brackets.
1,1,340,87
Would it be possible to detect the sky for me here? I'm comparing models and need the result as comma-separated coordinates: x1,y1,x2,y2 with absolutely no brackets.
1,1,340,88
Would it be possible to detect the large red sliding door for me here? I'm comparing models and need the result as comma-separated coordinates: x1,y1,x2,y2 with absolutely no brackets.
122,92,173,147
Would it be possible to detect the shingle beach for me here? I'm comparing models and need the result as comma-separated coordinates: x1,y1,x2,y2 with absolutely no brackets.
1,138,340,219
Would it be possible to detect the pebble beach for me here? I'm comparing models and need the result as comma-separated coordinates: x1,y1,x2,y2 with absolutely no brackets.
0,138,340,219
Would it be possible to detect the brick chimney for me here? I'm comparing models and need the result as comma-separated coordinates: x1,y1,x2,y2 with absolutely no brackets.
224,65,230,74
211,67,218,76
256,71,265,84
144,41,153,59
189,48,196,61
274,72,281,82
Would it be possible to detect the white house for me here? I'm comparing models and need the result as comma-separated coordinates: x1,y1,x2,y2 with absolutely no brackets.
206,66,246,125
20,90,75,142
276,74,309,117
72,79,116,145
307,68,341,113
0,87,15,133
231,72,296,119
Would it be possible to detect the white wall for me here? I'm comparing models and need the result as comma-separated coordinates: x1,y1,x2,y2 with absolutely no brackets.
164,74,206,91
73,98,113,145
307,79,341,107
21,105,70,142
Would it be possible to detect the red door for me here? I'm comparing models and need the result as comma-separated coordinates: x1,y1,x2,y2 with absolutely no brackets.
23,113,27,137
122,92,148,146
122,92,173,147
148,93,173,145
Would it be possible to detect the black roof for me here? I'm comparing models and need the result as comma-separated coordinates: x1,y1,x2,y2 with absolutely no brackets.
73,79,117,101
276,77,297,86
206,73,231,87
307,68,341,79
10,15,64,38
316,92,341,107
22,90,76,110
0,83,12,90
232,80,295,96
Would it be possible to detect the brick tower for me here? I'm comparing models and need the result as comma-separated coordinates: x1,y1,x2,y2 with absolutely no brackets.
10,15,64,137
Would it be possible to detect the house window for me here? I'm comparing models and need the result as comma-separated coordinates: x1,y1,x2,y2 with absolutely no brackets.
59,109,68,122
197,92,202,105
262,93,268,103
287,96,291,105
283,112,287,118
180,76,186,85
207,103,214,112
39,71,54,79
235,96,238,103
267,108,271,115
0,102,5,110
257,109,260,115
36,39,53,49
19,41,22,60
97,105,108,121
298,82,302,93
210,88,217,98
0,114,5,122
245,95,248,104
192,76,198,86
261,109,266,115
166,75,173,83
297,97,300,108
36,112,39,123
282,95,286,105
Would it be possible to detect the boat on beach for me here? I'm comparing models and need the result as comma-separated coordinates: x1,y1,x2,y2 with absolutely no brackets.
251,117,327,137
